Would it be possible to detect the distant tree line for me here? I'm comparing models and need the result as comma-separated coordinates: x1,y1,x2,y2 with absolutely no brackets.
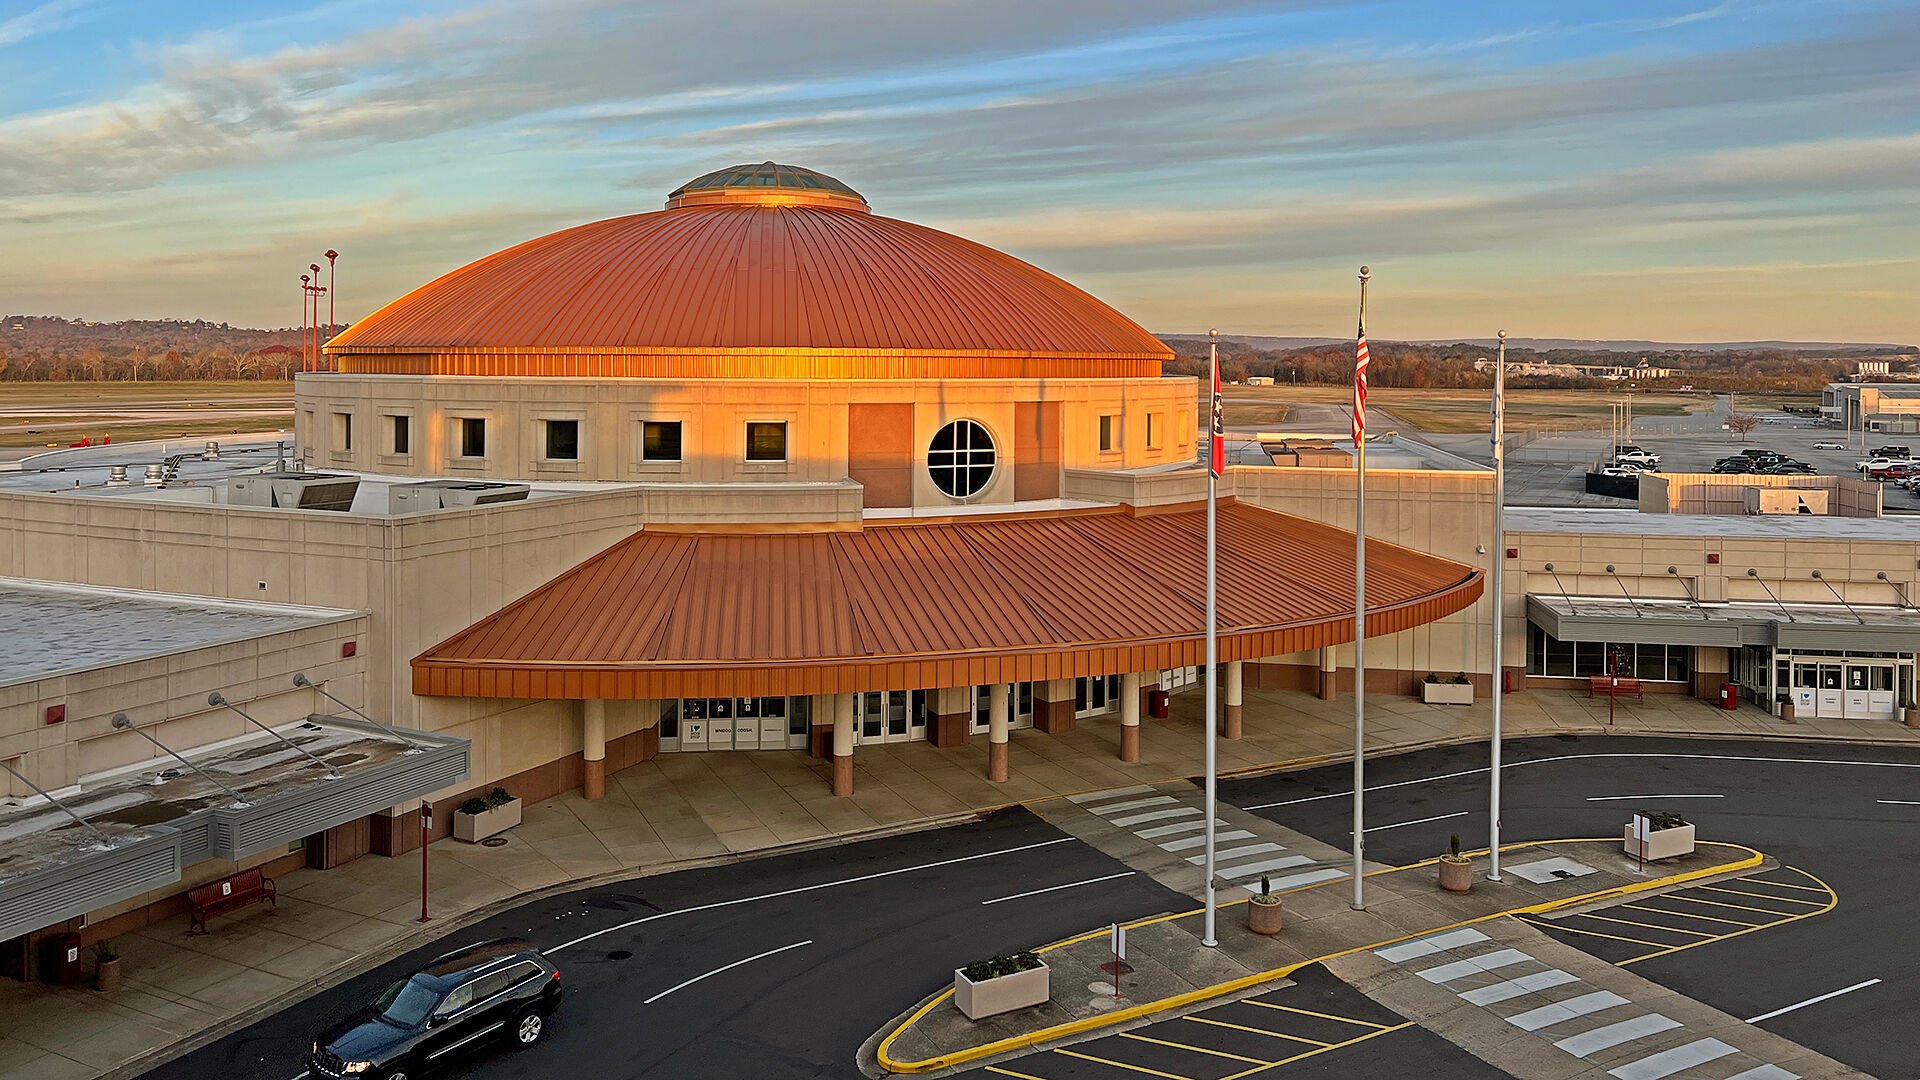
1162,336,1899,392
0,316,308,382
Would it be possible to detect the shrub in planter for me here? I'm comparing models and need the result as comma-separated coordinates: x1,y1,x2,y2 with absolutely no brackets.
1438,833,1473,893
1422,674,1474,705
93,940,122,993
1247,876,1283,935
954,950,1050,1020
1625,810,1696,860
454,787,522,842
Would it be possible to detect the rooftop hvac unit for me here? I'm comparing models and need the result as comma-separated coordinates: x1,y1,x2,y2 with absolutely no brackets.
1743,487,1828,516
228,472,359,511
387,480,531,513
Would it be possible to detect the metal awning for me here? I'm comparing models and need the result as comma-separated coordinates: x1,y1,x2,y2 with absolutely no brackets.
0,716,468,942
1527,594,1920,652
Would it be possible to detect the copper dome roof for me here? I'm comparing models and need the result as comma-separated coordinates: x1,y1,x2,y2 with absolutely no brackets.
326,164,1171,380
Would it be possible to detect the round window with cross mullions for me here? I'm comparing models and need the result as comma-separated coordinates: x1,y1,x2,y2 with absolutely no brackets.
928,419,996,499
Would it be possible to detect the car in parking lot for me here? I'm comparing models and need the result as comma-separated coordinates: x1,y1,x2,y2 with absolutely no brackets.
1762,462,1818,475
1871,445,1912,458
310,939,561,1080
1857,456,1913,473
1870,463,1916,481
1599,465,1646,477
1812,441,1846,450
1615,449,1661,466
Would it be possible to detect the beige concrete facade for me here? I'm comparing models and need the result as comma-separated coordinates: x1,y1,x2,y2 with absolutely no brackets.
293,374,1198,503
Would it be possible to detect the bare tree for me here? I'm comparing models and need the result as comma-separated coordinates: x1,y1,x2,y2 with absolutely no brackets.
1728,413,1761,441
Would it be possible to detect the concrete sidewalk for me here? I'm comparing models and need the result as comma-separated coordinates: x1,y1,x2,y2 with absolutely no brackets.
4,686,1913,1080
869,838,1764,1074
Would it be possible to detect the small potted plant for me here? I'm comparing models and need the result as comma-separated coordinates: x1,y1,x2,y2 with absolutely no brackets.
1438,834,1473,892
1776,696,1796,722
453,786,522,842
1247,876,1283,935
93,940,122,992
1422,673,1474,706
1625,810,1695,861
953,951,1050,1020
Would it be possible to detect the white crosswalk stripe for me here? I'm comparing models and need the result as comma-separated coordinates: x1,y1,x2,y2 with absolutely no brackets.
1161,830,1252,852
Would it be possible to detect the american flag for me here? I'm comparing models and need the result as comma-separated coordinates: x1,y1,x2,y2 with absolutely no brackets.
1353,319,1370,447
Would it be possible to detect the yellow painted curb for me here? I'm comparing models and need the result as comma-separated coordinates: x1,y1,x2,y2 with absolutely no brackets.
874,839,1763,1074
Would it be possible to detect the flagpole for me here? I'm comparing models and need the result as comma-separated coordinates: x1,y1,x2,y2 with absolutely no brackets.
1202,328,1221,948
1351,267,1369,912
1489,328,1507,883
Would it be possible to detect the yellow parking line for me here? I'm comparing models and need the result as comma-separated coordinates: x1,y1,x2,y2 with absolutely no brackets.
1239,1000,1391,1030
1660,893,1796,917
986,1067,1051,1080
1567,911,1716,938
1216,1022,1414,1080
1521,917,1667,948
1183,1015,1331,1047
1741,877,1830,894
1697,884,1827,906
1622,903,1762,928
1622,866,1839,967
1119,1032,1268,1065
1055,1048,1196,1080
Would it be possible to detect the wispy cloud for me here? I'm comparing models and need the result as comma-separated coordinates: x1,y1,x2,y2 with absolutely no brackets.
0,0,93,48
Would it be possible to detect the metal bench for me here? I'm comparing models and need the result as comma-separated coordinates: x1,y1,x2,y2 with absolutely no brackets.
188,868,276,934
1587,675,1645,701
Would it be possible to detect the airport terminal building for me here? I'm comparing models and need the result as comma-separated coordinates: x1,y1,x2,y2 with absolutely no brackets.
3,162,1914,975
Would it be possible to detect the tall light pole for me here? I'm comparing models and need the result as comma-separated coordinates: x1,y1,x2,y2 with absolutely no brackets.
1488,330,1507,883
325,250,339,370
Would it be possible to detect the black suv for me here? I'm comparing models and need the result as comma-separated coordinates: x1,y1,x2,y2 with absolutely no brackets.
310,939,561,1080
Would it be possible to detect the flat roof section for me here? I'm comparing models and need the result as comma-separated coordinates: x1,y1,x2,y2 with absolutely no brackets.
0,578,360,687
1528,594,1920,652
1503,506,1920,541
414,501,1484,700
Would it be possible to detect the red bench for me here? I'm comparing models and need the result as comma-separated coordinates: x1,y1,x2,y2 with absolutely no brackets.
188,868,276,934
1587,675,1644,701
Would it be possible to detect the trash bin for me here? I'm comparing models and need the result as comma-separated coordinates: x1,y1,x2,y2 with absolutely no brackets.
1147,689,1170,719
40,932,83,986
1719,683,1739,710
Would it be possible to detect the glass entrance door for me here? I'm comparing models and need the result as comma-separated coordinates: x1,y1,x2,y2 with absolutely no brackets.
856,690,926,745
1075,674,1117,718
1844,662,1898,720
1817,664,1844,718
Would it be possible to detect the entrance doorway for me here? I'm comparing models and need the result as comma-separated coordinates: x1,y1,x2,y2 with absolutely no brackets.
969,683,1037,735
662,696,810,751
1075,674,1120,718
1789,659,1901,720
856,690,928,745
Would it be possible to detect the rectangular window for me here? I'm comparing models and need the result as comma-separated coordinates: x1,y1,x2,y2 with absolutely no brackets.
746,421,787,462
1146,413,1162,449
1098,414,1117,452
642,420,683,462
388,415,410,455
332,412,352,452
543,419,579,461
459,417,486,458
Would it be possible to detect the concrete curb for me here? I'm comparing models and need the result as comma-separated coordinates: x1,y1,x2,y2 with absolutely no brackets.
870,839,1767,1075
99,810,979,1080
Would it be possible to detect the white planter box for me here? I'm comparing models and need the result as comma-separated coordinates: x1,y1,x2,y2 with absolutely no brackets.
454,799,522,842
953,961,1050,1021
1422,683,1474,705
1623,822,1695,861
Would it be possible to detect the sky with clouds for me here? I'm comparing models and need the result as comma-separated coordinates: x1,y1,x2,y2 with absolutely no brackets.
0,0,1914,343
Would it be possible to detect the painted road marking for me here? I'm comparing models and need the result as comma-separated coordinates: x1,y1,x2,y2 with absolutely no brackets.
1417,948,1531,983
1569,912,1716,939
984,1066,1049,1080
1374,927,1490,962
1522,918,1669,949
1240,751,1920,811
1745,978,1882,1024
1119,1030,1268,1064
1507,989,1629,1031
642,939,810,1004
1071,785,1155,803
1162,829,1252,851
1585,794,1723,802
1621,902,1758,928
548,835,1073,952
1185,842,1286,864
1055,1046,1194,1079
1725,1066,1801,1080
1553,1014,1682,1056
1091,796,1179,816
1243,867,1345,894
981,871,1137,906
1240,999,1391,1029
1875,798,1920,805
1697,884,1826,906
1606,1036,1737,1079
1460,968,1579,1005
1110,807,1202,827
1364,810,1468,832
1135,819,1224,839
1212,854,1313,878
1183,1014,1330,1046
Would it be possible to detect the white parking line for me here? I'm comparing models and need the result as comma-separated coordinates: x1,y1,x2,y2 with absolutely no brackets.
642,939,811,1004
1585,794,1723,802
1241,752,1920,811
1365,811,1468,831
1745,978,1882,1023
980,871,1137,906
547,836,1074,953
1876,799,1920,805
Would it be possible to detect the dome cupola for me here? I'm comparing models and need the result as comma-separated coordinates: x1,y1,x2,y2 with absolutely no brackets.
664,161,869,211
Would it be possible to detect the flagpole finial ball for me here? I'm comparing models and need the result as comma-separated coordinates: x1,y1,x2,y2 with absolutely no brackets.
1358,265,1370,279
1498,329,1508,340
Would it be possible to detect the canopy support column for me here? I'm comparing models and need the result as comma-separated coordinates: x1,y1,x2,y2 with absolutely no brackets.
1224,660,1244,739
1120,672,1142,762
987,684,1011,782
832,693,855,797
582,699,607,800
1319,646,1339,700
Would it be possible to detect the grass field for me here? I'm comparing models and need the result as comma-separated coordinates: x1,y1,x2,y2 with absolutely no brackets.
1216,386,1714,434
0,381,293,448
0,380,292,404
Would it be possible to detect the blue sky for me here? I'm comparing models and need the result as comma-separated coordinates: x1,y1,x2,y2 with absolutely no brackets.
1,0,1914,342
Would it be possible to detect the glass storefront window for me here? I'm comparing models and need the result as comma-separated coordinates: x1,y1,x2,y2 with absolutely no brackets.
1527,627,1689,682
